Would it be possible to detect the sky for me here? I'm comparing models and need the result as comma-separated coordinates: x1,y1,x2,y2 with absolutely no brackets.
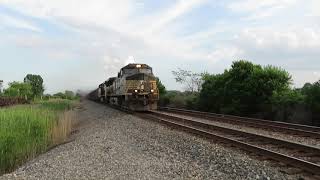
0,0,319,94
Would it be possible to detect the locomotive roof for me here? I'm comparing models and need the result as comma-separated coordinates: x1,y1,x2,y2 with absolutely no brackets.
105,77,116,86
121,63,152,70
107,77,116,81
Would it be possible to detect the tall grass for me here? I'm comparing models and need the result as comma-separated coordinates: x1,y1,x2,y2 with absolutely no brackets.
0,99,77,174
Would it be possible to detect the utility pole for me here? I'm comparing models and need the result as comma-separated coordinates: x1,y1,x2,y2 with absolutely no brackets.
0,80,3,94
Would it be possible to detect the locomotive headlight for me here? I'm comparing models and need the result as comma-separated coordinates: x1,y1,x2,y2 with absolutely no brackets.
134,89,138,93
136,64,141,68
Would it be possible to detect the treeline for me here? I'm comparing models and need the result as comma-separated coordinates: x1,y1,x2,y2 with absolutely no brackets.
44,91,81,100
0,74,80,102
158,60,320,126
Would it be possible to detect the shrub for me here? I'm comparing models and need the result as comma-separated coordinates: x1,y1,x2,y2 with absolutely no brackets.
0,97,28,107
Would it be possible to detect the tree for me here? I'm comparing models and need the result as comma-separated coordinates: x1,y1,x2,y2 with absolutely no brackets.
199,60,292,116
172,68,205,92
65,90,75,100
24,74,44,98
4,82,32,99
271,89,305,121
301,80,320,125
53,92,66,99
156,77,166,96
76,90,82,98
43,94,52,100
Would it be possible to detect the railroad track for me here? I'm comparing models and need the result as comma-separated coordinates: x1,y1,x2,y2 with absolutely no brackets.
136,110,320,176
160,107,320,139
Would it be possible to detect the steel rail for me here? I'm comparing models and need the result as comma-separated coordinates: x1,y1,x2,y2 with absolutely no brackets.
137,111,320,176
160,107,320,138
150,111,320,153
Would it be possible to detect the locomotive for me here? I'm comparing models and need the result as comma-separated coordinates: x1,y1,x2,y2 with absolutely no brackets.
89,63,159,111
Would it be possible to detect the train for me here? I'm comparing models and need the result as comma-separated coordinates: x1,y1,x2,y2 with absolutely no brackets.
88,63,159,111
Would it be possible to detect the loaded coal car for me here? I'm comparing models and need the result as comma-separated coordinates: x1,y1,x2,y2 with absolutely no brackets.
94,63,159,111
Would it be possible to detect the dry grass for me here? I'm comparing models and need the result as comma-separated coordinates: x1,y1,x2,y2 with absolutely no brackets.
50,111,76,145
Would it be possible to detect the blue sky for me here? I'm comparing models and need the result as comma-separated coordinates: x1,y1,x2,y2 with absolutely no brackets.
0,0,320,93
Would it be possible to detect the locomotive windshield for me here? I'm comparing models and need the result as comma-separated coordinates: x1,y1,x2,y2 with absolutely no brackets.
138,68,152,74
123,68,152,75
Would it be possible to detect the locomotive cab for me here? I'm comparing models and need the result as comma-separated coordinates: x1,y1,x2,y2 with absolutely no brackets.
117,64,159,111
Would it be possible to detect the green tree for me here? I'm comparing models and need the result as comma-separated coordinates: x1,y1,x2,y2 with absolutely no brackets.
4,82,32,99
53,92,66,99
156,77,166,96
199,60,292,116
271,89,305,121
43,94,52,100
24,74,44,98
301,80,320,125
65,90,75,100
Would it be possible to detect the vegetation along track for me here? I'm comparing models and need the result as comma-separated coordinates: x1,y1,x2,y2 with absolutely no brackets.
136,110,320,176
160,107,320,139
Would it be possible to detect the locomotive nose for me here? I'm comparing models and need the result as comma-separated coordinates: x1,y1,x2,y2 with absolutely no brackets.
140,80,145,90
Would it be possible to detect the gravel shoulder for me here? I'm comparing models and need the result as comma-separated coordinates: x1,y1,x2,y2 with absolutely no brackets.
1,100,306,179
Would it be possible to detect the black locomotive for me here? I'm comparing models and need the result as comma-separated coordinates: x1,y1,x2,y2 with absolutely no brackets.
88,63,159,111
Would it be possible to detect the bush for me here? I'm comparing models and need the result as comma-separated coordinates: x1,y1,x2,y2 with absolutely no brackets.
159,91,199,109
53,92,67,99
270,89,305,121
0,97,28,107
156,78,166,96
301,80,320,126
3,82,32,100
53,91,79,100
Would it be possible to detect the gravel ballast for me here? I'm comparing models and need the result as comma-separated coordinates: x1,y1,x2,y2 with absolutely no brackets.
162,111,320,149
1,100,307,179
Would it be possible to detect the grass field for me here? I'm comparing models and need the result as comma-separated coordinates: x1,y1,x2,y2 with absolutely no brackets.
0,99,77,174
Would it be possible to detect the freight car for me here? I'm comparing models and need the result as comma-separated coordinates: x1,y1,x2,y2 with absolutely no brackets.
89,64,159,111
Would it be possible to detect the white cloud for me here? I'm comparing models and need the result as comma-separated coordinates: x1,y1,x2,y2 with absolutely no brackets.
207,47,244,64
235,27,320,51
1,0,212,64
102,55,131,78
228,0,298,20
146,0,208,34
310,0,320,17
0,14,42,32
228,0,297,12
1,0,135,31
291,70,320,87
126,56,136,64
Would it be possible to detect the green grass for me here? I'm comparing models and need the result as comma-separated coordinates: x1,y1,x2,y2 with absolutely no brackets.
38,99,75,111
0,99,76,174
